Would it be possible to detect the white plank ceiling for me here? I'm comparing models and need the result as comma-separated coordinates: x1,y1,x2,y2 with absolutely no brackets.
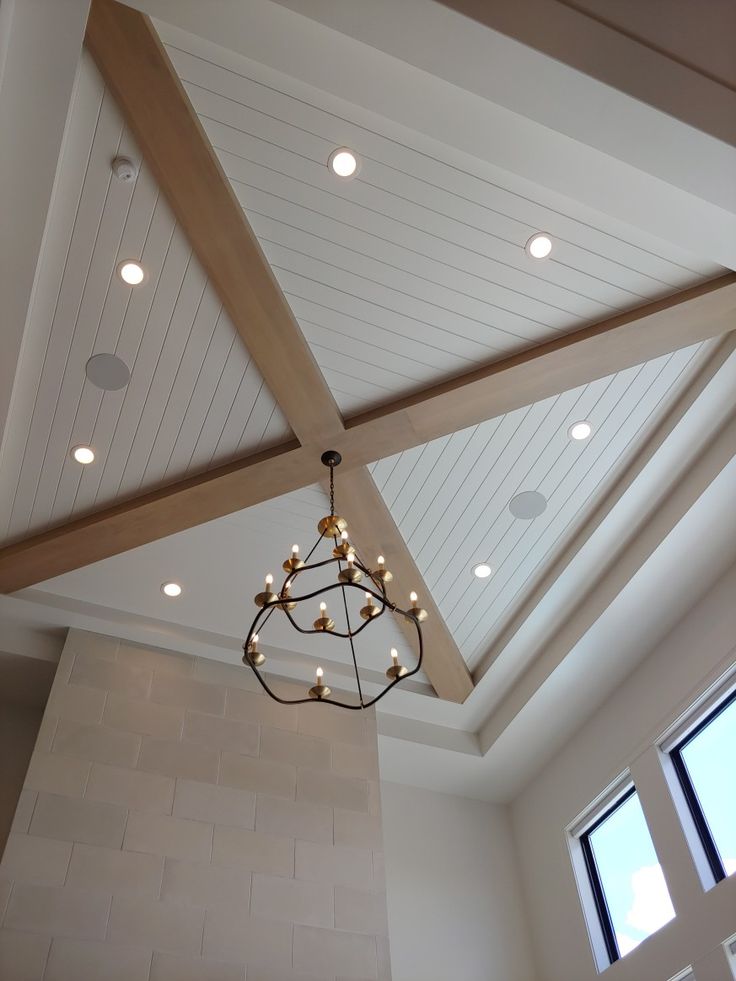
2,27,725,548
370,342,709,668
3,17,730,706
0,53,291,545
163,27,722,417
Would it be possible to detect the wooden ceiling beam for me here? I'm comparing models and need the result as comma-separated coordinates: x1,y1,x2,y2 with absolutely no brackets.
85,0,342,446
83,0,474,703
339,273,736,454
0,440,312,594
2,273,735,594
2,273,734,599
334,467,474,701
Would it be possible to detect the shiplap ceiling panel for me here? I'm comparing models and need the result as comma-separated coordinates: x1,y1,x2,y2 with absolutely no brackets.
0,53,291,545
163,33,723,416
370,342,708,668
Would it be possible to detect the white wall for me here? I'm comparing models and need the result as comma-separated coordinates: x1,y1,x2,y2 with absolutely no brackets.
381,781,536,981
512,563,736,981
0,702,43,853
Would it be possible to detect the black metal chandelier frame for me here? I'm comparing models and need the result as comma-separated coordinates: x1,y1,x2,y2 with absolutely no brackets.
241,452,425,710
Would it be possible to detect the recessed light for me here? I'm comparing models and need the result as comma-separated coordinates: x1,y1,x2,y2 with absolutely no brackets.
525,233,553,259
509,490,547,520
161,582,182,598
118,260,146,285
473,563,493,579
71,445,95,465
327,147,359,179
568,420,593,441
86,353,130,391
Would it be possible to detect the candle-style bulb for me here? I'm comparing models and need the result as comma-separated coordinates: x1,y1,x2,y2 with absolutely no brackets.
309,662,331,699
390,648,399,665
291,544,299,556
320,601,327,613
377,555,385,567
252,634,259,648
410,591,418,604
347,553,354,566
341,530,348,542
365,592,373,603
265,573,273,587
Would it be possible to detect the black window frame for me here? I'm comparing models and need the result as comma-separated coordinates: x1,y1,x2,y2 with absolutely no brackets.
669,686,736,884
579,785,637,966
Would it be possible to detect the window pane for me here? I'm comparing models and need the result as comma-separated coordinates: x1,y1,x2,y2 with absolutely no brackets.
589,792,675,957
681,695,736,876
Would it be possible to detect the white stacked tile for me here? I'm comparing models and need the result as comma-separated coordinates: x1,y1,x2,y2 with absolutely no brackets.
0,629,390,981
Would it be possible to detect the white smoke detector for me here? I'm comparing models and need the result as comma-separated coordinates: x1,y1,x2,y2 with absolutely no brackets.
111,156,138,183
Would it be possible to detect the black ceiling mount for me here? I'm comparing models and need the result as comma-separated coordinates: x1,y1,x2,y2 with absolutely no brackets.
320,450,342,468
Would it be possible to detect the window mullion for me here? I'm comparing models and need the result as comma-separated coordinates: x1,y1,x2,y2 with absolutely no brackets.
631,747,707,917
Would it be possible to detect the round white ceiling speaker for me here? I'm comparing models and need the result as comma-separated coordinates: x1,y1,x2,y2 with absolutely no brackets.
509,490,548,520
112,156,138,183
86,353,131,391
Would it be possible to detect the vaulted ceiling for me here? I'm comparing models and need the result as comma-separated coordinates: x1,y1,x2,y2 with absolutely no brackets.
1,0,734,800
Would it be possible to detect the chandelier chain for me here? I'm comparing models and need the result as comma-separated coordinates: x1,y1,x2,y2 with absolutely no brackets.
336,541,365,707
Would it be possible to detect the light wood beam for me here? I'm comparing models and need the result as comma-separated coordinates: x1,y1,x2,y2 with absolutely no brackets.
335,467,474,702
0,441,313,593
85,0,342,445
2,273,734,597
84,0,473,702
1,274,735,596
339,274,736,454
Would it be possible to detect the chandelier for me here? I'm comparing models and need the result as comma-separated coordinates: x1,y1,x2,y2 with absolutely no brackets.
242,451,426,709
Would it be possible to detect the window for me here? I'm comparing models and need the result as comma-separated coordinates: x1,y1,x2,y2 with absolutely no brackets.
580,787,675,964
670,688,736,883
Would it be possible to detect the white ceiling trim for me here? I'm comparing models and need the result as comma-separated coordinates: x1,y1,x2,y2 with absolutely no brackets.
379,0,736,148
480,406,736,753
125,0,736,267
1,586,440,711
